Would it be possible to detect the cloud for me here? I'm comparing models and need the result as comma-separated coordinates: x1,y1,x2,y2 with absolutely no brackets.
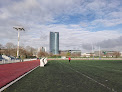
97,36,122,48
0,8,10,19
92,18,122,27
31,24,122,51
0,0,122,52
82,36,122,52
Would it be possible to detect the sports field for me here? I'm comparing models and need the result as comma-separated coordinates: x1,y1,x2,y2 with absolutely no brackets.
3,60,122,92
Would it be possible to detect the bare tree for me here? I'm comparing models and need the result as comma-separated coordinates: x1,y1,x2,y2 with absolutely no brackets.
6,42,16,49
37,49,48,57
5,42,16,56
0,44,3,55
0,43,38,58
113,51,121,58
25,46,37,56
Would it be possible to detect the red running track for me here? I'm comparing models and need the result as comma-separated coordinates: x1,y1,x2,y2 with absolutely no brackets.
0,60,40,88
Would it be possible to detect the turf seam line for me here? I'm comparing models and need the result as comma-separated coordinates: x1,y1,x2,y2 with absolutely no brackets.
59,62,117,92
0,65,39,92
81,64,122,73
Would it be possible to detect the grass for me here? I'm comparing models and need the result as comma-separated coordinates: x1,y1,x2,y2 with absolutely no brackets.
3,60,122,92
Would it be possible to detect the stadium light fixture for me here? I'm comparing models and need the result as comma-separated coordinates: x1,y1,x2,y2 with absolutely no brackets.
13,26,25,58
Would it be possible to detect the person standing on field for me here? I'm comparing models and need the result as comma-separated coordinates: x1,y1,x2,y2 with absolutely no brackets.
68,57,71,63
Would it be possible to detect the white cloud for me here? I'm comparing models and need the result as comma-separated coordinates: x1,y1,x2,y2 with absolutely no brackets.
0,8,10,19
86,0,106,11
0,0,122,52
92,18,122,27
23,24,121,51
82,36,122,52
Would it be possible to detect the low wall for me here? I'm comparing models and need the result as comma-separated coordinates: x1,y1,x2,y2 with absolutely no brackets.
48,58,122,60
24,58,37,61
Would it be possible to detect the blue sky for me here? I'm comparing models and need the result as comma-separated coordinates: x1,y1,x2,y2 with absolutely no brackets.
0,0,122,52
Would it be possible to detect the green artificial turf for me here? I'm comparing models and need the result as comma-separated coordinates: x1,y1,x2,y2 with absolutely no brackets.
3,60,122,92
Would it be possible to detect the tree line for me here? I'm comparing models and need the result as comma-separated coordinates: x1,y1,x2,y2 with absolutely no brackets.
0,42,48,58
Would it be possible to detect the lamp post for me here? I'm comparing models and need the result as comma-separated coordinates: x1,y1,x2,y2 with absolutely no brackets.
91,43,94,60
13,26,25,58
99,46,101,59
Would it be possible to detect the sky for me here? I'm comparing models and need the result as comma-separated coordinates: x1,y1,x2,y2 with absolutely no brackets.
0,0,122,53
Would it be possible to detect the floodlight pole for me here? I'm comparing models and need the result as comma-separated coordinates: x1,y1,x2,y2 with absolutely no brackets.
13,27,25,58
91,43,94,60
99,46,101,59
17,30,20,58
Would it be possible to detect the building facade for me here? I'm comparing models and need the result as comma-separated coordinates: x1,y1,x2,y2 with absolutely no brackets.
38,47,46,52
94,51,120,57
60,50,81,56
50,32,59,55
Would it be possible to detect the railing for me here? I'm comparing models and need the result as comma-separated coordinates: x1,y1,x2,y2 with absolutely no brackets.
0,58,37,64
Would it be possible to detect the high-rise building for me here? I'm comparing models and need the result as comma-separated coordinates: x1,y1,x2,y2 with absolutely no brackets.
38,47,46,52
50,32,59,55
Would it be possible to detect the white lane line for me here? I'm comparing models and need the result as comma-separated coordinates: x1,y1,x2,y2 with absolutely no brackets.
59,62,117,92
0,66,39,92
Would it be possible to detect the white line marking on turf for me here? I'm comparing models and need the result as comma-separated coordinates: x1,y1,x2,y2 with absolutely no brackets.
0,66,39,92
59,62,117,92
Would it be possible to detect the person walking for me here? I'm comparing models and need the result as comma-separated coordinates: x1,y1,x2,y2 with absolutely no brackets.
68,57,71,63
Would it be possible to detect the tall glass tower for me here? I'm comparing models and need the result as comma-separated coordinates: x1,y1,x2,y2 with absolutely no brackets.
50,32,59,55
